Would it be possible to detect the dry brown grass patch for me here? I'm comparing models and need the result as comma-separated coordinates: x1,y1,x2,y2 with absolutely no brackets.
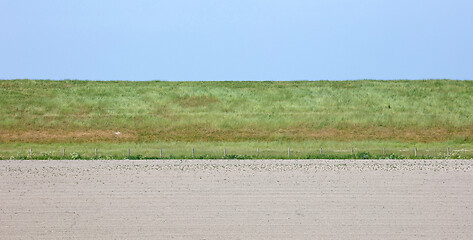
0,129,138,143
1,124,472,143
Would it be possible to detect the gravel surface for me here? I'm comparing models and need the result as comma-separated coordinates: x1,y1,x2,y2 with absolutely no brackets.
1,159,473,239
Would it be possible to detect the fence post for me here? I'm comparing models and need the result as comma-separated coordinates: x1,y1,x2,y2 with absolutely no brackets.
414,147,417,157
447,147,450,158
95,148,98,158
192,148,194,158
351,147,354,155
288,148,290,158
224,148,226,158
257,148,259,157
29,148,32,158
383,147,385,155
128,148,130,157
63,148,65,157
160,149,162,158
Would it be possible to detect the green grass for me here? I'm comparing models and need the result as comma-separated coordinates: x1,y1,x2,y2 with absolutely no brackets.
1,79,472,159
1,141,472,160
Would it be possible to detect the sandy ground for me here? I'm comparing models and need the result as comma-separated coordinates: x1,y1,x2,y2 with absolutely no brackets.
1,159,473,239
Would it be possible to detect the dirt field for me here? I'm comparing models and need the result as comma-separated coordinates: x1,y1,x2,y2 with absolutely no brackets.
1,159,473,239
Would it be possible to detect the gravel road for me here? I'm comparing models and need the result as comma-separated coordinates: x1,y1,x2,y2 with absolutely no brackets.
1,159,473,239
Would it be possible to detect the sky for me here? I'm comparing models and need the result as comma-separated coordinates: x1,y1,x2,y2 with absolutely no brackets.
1,0,472,81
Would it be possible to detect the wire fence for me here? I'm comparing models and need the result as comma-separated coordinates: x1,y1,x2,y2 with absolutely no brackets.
2,147,473,160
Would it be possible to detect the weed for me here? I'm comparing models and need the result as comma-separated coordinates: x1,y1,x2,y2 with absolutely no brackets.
70,152,82,160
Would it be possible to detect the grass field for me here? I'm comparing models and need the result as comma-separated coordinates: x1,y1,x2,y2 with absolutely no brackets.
1,79,472,159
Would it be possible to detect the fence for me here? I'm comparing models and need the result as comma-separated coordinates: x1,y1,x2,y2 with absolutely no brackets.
2,147,473,160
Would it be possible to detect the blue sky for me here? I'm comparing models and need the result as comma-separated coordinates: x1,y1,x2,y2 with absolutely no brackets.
1,0,472,81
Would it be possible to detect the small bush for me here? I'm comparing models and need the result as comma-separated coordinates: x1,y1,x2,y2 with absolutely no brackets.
356,152,372,159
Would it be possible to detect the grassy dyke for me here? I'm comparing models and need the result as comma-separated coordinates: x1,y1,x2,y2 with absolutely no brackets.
1,79,473,144
1,79,473,159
